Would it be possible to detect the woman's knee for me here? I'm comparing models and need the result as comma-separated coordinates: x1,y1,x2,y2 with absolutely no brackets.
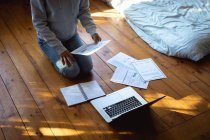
62,66,80,79
74,55,93,74
80,62,93,74
55,61,80,79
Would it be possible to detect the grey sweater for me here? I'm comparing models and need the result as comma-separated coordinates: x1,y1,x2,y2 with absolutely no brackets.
30,0,96,55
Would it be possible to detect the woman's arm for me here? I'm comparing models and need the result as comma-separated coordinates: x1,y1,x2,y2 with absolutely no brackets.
30,0,67,55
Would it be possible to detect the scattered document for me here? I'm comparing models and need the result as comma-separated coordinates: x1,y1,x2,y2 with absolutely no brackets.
107,52,166,89
132,58,166,81
60,81,106,106
71,40,111,55
107,52,137,70
111,67,149,89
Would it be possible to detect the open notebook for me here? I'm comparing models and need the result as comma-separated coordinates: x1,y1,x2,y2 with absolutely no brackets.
60,81,106,106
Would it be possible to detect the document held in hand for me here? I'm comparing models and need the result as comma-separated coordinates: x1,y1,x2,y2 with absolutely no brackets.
60,81,106,106
71,40,111,55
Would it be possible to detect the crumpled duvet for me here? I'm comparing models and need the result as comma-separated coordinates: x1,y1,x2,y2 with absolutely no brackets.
102,0,210,61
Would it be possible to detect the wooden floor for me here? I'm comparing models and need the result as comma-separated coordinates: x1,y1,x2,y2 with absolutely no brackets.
0,0,210,140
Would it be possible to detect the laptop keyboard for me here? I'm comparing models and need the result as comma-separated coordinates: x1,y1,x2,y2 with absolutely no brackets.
103,96,142,118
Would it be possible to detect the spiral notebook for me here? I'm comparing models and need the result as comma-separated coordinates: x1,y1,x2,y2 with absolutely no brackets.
60,81,106,106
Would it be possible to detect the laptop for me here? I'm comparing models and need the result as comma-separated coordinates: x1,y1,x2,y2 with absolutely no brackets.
91,87,165,123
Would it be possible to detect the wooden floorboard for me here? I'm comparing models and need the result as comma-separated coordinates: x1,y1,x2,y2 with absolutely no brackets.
0,129,5,140
0,39,56,140
0,74,30,140
0,11,82,140
0,0,210,140
157,109,210,140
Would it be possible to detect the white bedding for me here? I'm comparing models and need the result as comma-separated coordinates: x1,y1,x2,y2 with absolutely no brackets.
101,0,210,61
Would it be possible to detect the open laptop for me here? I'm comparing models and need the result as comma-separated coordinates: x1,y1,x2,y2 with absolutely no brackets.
91,87,165,123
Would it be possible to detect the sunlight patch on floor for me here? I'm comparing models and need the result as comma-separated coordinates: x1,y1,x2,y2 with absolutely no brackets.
151,94,207,116
40,127,83,136
91,10,124,18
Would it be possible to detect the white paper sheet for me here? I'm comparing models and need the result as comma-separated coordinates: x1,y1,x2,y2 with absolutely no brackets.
60,85,86,106
111,67,149,89
107,52,137,70
80,81,106,100
132,58,166,81
71,40,111,55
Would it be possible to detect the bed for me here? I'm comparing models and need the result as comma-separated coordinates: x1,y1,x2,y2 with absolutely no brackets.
101,0,210,61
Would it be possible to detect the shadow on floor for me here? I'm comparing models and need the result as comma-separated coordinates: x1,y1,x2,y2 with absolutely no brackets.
110,107,160,132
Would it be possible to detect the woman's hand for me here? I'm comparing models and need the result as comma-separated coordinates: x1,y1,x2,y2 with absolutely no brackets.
60,50,75,66
91,33,102,44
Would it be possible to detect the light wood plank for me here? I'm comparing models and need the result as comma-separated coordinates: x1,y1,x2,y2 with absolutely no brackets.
182,59,210,88
0,75,31,140
0,129,5,140
0,40,55,140
157,110,210,140
0,15,81,140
